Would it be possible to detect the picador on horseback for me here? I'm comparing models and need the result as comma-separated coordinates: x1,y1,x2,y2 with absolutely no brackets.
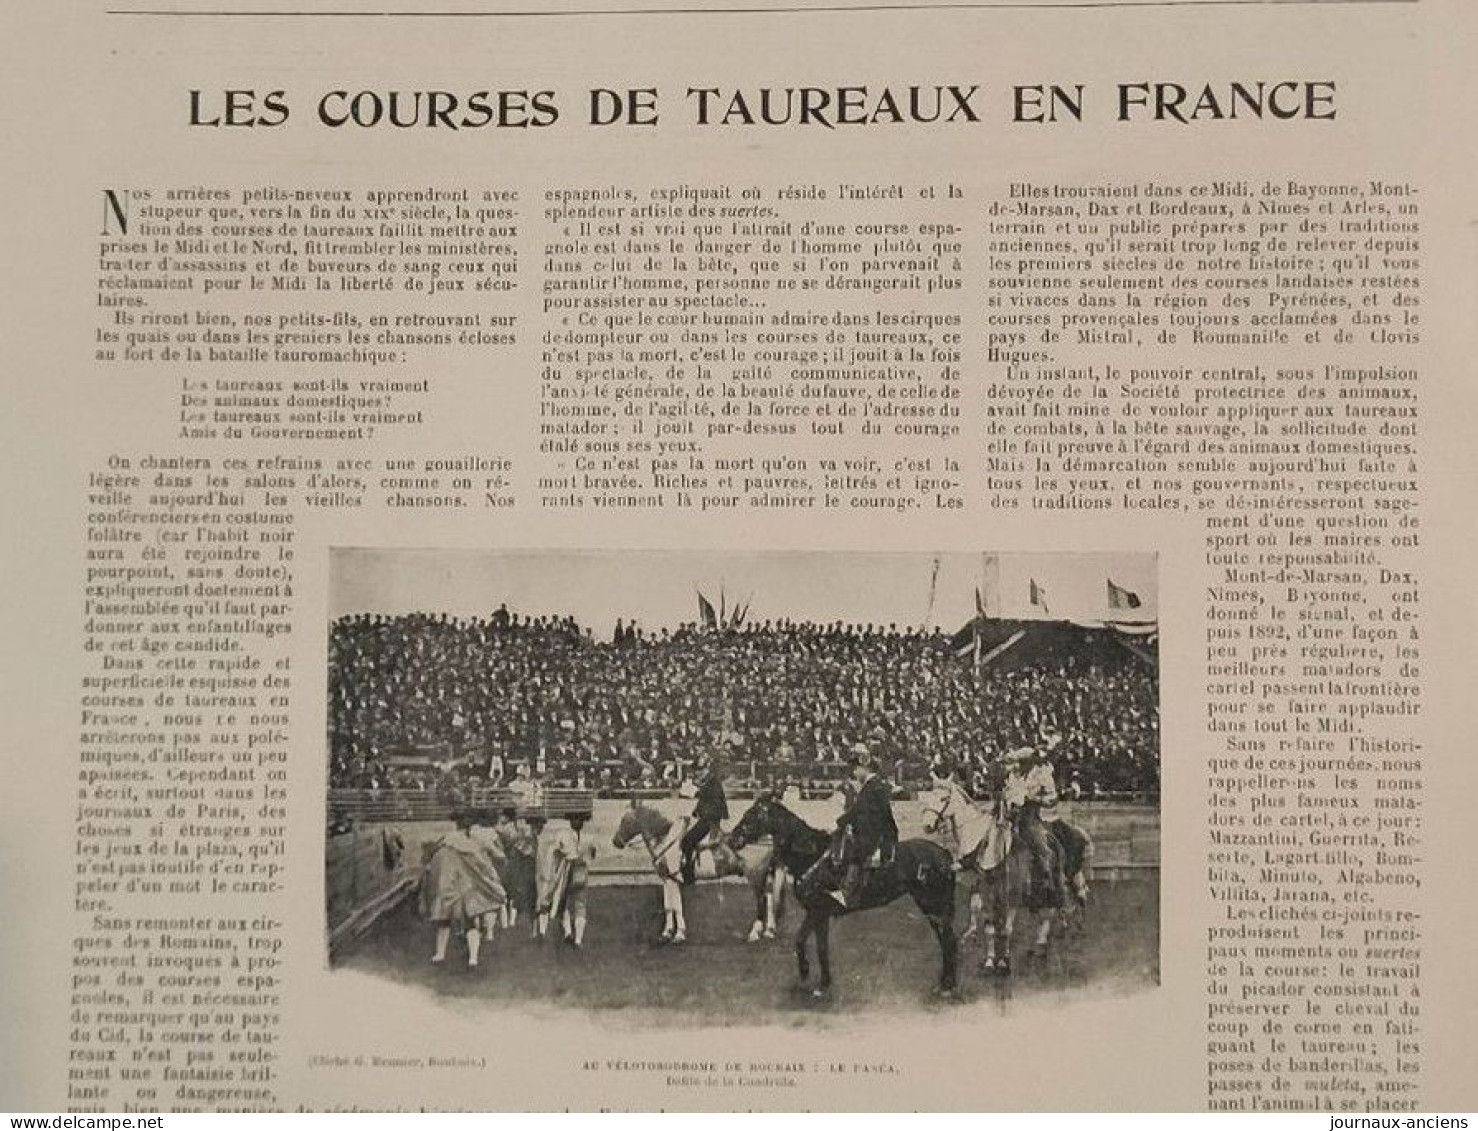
1000,729,1074,911
828,741,899,908
679,748,730,886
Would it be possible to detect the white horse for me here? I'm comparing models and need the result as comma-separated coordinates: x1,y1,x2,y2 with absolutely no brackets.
921,777,1001,939
612,800,778,944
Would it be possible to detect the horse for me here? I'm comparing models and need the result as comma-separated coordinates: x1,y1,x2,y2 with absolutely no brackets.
726,795,958,998
612,800,779,944
921,777,1092,975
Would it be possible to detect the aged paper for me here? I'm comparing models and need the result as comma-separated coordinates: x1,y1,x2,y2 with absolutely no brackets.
2,0,1475,1113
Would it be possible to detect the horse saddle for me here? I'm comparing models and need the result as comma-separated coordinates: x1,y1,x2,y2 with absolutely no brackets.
671,822,734,881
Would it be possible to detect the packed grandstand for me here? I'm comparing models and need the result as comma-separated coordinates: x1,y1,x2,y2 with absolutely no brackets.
327,609,1159,801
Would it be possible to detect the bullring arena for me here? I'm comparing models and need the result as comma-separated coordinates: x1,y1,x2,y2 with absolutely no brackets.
327,793,1159,1018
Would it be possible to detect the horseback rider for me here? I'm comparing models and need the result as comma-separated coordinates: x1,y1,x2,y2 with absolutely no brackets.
1000,729,1073,909
678,747,729,885
829,741,898,908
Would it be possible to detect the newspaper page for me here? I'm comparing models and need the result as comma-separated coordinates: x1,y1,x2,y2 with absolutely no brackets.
2,0,1475,1114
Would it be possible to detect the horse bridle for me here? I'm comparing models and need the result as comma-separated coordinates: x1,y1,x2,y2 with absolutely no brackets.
637,816,684,870
924,785,959,843
729,801,783,860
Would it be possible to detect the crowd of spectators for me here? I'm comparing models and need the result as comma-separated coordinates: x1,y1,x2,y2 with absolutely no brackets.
327,609,1159,800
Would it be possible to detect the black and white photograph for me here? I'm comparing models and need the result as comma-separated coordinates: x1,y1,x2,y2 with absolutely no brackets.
324,549,1160,1021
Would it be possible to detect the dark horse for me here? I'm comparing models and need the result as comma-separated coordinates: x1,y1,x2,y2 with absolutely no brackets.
726,795,958,998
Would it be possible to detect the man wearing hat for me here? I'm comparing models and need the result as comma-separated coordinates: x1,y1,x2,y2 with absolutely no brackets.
679,747,730,886
1001,730,1072,910
548,812,596,947
508,761,539,806
829,741,898,908
493,806,536,929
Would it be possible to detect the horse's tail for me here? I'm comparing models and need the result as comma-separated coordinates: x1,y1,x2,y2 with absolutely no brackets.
1073,824,1094,906
711,839,749,880
1051,819,1091,875
1051,818,1094,908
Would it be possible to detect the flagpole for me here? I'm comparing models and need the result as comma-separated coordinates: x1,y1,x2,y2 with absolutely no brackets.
922,554,940,631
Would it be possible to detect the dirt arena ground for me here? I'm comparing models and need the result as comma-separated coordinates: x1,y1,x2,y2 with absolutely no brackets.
335,875,1159,1023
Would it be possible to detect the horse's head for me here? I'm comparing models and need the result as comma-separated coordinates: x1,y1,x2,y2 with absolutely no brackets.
612,801,641,849
725,795,775,851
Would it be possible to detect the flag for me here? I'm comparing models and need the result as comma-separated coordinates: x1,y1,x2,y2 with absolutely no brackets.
730,598,750,628
1029,579,1047,613
951,616,979,657
697,591,717,629
974,586,986,617
1107,579,1142,610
